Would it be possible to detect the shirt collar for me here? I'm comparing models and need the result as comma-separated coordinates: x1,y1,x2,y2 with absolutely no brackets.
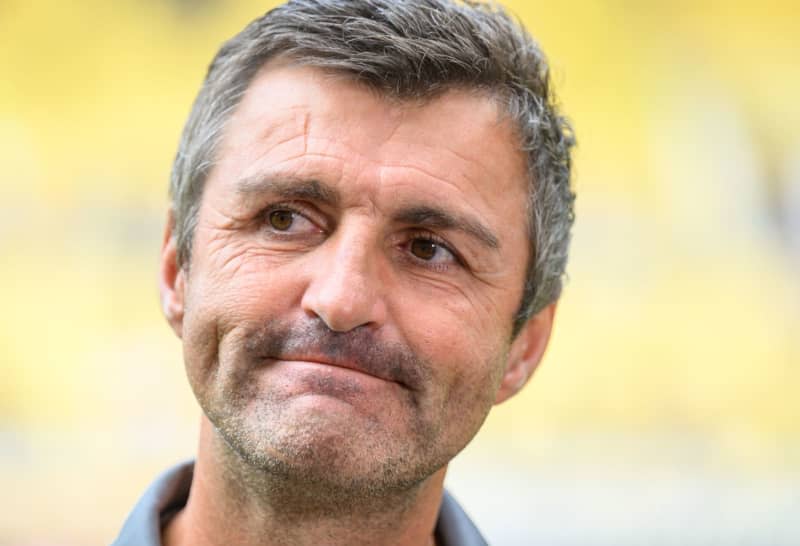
112,460,487,546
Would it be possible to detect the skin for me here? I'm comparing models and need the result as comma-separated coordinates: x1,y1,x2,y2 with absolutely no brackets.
159,63,556,546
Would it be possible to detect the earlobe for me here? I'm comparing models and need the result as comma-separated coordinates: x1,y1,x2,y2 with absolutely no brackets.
494,303,557,405
159,210,186,338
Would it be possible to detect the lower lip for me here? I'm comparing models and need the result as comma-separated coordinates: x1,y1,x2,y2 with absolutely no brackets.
263,359,397,396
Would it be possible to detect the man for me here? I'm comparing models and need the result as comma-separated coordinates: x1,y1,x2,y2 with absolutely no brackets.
113,0,574,544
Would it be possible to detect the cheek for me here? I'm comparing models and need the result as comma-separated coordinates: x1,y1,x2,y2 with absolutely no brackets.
406,266,520,337
179,263,301,397
398,289,510,361
190,226,305,315
397,295,509,402
425,334,507,454
185,265,301,341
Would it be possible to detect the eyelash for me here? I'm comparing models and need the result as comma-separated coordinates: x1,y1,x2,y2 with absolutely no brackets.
403,230,465,271
261,202,321,232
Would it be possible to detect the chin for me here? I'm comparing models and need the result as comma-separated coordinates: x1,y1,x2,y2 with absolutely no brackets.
211,401,448,498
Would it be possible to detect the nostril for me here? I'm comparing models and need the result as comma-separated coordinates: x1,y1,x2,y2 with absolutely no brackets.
301,270,385,332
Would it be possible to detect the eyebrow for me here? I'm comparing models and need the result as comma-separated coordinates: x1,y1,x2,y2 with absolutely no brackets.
393,205,500,250
235,175,341,206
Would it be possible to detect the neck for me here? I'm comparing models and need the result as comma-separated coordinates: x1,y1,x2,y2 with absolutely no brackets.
163,417,445,546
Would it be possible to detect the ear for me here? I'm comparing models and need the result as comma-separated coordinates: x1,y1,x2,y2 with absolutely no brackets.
494,302,557,405
159,210,186,338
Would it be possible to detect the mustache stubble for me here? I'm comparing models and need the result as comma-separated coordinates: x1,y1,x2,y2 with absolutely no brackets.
242,318,431,391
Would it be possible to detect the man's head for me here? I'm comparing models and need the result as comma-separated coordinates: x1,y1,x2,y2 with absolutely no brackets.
159,0,574,507
169,0,574,332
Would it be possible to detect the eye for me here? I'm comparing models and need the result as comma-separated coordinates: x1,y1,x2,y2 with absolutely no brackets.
407,235,459,265
262,205,321,236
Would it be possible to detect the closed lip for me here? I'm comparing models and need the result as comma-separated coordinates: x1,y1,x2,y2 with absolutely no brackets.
267,354,400,386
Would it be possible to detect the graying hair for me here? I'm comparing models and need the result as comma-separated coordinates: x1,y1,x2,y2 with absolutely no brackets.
170,0,575,334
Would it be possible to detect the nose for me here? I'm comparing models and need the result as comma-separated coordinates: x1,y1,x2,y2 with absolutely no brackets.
300,229,387,332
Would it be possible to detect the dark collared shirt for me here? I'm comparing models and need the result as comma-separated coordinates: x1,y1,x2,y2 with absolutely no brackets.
111,461,488,546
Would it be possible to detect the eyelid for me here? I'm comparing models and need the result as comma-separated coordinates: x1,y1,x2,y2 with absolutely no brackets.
262,201,327,231
405,229,466,268
263,200,305,216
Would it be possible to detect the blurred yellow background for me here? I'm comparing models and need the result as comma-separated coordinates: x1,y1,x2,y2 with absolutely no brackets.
2,0,798,544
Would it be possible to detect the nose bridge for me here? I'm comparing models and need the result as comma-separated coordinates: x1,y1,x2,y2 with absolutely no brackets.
301,222,385,331
329,229,375,288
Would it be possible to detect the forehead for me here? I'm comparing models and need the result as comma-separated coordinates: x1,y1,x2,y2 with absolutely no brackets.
210,63,530,248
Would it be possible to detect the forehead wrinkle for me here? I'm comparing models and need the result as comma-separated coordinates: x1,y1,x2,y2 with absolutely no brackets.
224,102,310,153
379,139,525,202
377,153,512,207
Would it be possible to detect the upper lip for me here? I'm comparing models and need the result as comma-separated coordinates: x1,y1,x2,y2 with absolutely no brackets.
269,353,400,385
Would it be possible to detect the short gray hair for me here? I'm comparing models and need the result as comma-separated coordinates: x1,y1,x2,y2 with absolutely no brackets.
170,0,575,334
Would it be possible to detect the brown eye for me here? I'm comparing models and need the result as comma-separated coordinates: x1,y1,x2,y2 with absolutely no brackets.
268,210,294,231
410,239,438,260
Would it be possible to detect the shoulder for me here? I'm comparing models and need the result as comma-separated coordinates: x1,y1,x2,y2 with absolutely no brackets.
435,490,489,546
111,460,194,546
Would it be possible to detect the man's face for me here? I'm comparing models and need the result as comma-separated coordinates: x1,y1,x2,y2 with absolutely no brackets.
161,64,553,495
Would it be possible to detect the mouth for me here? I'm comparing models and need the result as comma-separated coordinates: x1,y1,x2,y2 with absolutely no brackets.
242,320,425,391
266,354,403,386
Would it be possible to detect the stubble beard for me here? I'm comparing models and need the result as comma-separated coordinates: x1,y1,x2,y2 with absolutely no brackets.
195,319,469,516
